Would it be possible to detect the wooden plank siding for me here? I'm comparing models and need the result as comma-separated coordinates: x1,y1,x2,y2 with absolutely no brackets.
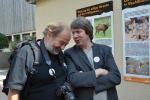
0,0,35,35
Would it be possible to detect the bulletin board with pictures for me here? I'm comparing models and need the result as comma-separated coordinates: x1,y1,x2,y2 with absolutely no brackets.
76,0,114,54
122,0,150,83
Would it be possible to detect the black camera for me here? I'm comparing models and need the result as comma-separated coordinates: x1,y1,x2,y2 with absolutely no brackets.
56,82,76,100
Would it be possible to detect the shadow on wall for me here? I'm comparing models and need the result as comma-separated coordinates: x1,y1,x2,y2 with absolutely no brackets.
0,52,10,68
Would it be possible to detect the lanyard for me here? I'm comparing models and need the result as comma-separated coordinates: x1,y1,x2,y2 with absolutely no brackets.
40,39,56,78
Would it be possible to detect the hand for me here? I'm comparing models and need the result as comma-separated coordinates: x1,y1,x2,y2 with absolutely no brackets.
8,89,20,100
95,68,108,78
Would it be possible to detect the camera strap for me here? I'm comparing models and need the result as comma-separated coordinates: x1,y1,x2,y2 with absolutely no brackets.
40,39,56,78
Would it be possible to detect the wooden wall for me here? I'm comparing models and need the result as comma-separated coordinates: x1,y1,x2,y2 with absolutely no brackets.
0,0,35,34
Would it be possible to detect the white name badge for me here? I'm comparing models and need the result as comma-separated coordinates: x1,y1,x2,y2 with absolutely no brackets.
94,56,100,63
49,68,55,76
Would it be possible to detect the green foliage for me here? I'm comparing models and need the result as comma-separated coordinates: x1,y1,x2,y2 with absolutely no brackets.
9,41,17,51
0,33,9,49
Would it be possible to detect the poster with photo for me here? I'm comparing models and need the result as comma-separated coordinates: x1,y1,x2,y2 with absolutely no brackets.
122,0,150,83
76,1,114,53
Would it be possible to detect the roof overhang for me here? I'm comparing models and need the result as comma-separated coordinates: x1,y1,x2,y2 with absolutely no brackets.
25,0,36,4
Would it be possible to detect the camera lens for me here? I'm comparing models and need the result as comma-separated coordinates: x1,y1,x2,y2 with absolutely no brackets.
65,92,76,100
56,82,75,100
